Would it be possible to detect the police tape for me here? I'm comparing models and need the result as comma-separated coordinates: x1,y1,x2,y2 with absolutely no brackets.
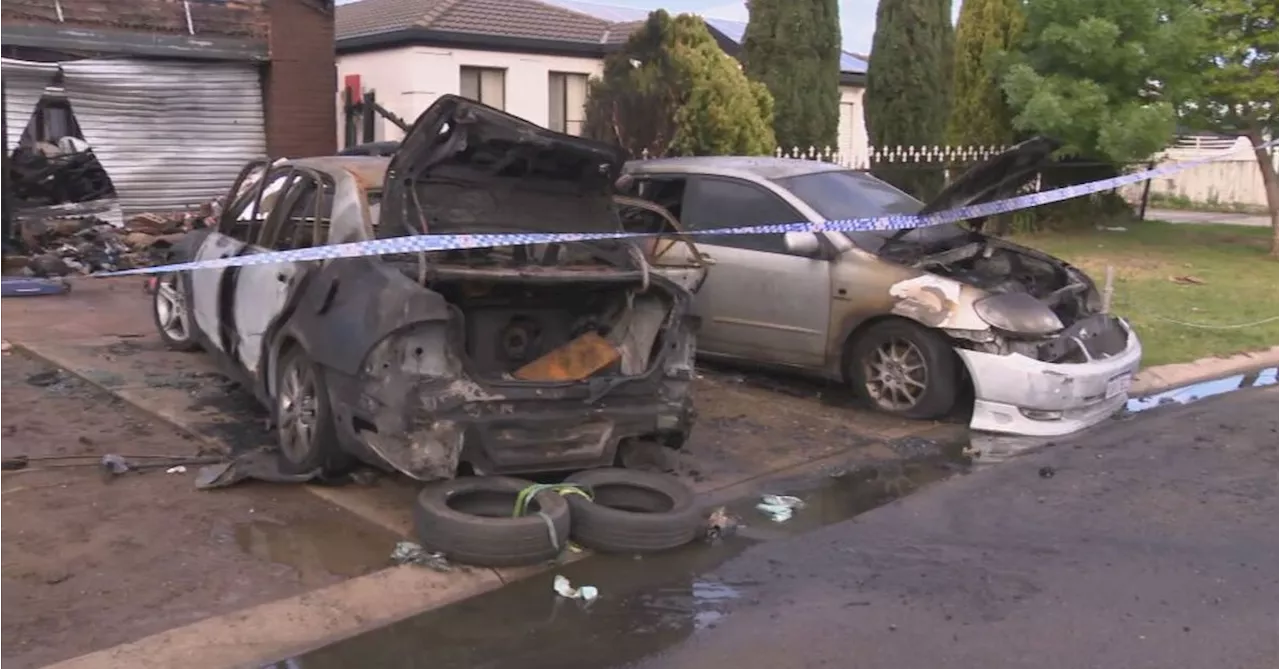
97,140,1277,278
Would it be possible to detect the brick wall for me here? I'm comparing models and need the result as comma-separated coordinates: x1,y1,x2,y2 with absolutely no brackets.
264,0,337,158
1,0,268,39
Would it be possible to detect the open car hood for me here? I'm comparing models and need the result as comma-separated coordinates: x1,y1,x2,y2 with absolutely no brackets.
384,95,629,236
918,136,1061,216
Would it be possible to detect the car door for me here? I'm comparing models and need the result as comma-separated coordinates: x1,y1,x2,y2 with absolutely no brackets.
678,176,832,368
189,162,289,354
229,170,329,378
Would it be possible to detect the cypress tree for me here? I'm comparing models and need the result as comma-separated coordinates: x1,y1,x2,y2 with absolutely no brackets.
947,0,1025,147
743,0,842,151
864,0,954,198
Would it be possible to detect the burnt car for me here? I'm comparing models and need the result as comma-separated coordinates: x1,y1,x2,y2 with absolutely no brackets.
620,138,1142,437
151,96,703,480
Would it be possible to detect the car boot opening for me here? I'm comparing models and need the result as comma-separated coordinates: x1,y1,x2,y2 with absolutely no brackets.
429,277,677,383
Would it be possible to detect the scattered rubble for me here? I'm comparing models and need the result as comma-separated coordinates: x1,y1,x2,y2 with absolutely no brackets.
8,208,213,277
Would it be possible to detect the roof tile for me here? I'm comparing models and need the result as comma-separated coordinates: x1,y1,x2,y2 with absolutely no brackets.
336,0,612,43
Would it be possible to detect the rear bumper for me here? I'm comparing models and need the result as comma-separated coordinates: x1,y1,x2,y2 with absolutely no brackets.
957,323,1143,437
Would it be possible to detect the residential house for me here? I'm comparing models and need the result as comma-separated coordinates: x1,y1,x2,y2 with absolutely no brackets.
1,0,338,219
334,0,870,160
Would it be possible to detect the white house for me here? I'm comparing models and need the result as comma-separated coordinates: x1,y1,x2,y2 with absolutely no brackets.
334,0,870,160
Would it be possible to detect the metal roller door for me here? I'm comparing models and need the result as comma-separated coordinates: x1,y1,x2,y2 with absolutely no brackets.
2,58,60,154
60,58,267,216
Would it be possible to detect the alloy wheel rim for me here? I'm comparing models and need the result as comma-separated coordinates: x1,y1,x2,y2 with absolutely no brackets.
863,337,928,411
154,274,190,342
277,362,318,461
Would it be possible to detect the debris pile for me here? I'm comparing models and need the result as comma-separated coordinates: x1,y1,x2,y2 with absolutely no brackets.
9,138,113,208
9,209,211,277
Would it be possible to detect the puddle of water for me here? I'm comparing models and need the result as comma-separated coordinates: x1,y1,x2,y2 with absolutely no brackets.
1123,366,1277,414
234,516,400,585
273,449,969,669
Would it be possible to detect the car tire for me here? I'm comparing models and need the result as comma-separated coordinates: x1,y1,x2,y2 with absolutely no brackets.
848,319,959,420
413,476,571,568
274,347,354,477
151,273,200,352
564,468,701,554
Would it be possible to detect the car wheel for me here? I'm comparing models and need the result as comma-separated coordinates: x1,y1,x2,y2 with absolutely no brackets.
151,273,200,351
564,468,701,554
413,476,571,567
274,347,353,476
848,319,958,420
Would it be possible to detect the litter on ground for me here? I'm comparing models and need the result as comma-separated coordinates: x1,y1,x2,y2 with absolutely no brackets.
553,574,599,601
756,494,806,523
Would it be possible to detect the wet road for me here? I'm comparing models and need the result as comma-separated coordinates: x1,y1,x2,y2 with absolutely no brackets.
280,371,1277,669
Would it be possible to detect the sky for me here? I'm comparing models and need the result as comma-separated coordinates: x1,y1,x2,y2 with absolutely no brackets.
334,0,964,55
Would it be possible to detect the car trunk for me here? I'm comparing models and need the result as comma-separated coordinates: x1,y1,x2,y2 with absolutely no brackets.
380,95,688,385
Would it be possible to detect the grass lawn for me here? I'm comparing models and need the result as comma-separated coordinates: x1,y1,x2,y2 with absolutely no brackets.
1010,221,1278,369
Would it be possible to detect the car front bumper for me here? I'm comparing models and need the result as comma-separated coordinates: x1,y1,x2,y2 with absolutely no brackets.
955,322,1143,437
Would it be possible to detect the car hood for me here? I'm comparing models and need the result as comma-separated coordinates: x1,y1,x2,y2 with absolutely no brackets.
918,136,1061,216
384,95,628,236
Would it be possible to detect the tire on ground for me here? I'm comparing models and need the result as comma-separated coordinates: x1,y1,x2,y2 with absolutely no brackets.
564,468,701,553
273,347,354,477
847,318,959,420
413,476,571,568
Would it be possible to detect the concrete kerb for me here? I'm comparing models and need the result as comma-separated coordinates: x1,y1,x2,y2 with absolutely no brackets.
1129,347,1279,395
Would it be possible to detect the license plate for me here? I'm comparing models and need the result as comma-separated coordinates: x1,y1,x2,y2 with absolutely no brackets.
1105,374,1132,399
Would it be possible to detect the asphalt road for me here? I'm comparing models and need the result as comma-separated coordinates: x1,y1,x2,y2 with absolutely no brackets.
622,385,1279,669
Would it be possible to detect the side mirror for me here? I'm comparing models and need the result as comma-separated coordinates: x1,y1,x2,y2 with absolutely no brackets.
784,232,823,258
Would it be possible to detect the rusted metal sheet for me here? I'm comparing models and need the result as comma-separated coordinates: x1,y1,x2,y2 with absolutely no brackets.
60,58,267,216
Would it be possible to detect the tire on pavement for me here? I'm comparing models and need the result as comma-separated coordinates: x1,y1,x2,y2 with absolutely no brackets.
564,468,701,554
151,273,200,352
847,318,959,420
413,476,571,568
273,346,354,477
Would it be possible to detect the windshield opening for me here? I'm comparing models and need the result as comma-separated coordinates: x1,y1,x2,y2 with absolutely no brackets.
772,170,967,251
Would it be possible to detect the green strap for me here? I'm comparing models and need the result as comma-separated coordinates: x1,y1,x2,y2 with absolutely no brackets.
512,483,593,518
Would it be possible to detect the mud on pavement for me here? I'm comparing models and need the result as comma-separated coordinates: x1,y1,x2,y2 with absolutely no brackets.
1,279,957,668
0,352,401,669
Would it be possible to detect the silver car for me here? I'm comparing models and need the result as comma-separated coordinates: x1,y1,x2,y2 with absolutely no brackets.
620,138,1143,437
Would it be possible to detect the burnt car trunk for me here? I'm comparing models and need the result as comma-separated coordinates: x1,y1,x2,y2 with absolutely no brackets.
334,95,697,481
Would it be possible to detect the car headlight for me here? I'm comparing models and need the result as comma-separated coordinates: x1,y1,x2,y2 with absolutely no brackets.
973,293,1064,335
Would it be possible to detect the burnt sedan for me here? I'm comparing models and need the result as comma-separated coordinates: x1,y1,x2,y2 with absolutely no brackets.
152,96,701,480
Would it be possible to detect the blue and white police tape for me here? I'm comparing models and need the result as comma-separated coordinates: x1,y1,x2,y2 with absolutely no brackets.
98,139,1277,278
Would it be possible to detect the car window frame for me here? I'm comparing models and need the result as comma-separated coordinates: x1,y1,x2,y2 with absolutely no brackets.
219,163,291,243
258,169,333,251
682,175,811,257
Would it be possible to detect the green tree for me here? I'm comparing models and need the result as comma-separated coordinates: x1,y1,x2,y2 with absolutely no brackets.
584,11,776,158
947,0,1025,147
1181,0,1278,255
999,0,1207,163
864,0,955,198
742,0,842,151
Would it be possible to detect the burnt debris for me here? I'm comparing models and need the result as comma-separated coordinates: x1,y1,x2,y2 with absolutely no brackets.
8,209,212,277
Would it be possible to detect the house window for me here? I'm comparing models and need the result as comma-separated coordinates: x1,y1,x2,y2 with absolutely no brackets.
548,72,588,135
460,66,505,110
